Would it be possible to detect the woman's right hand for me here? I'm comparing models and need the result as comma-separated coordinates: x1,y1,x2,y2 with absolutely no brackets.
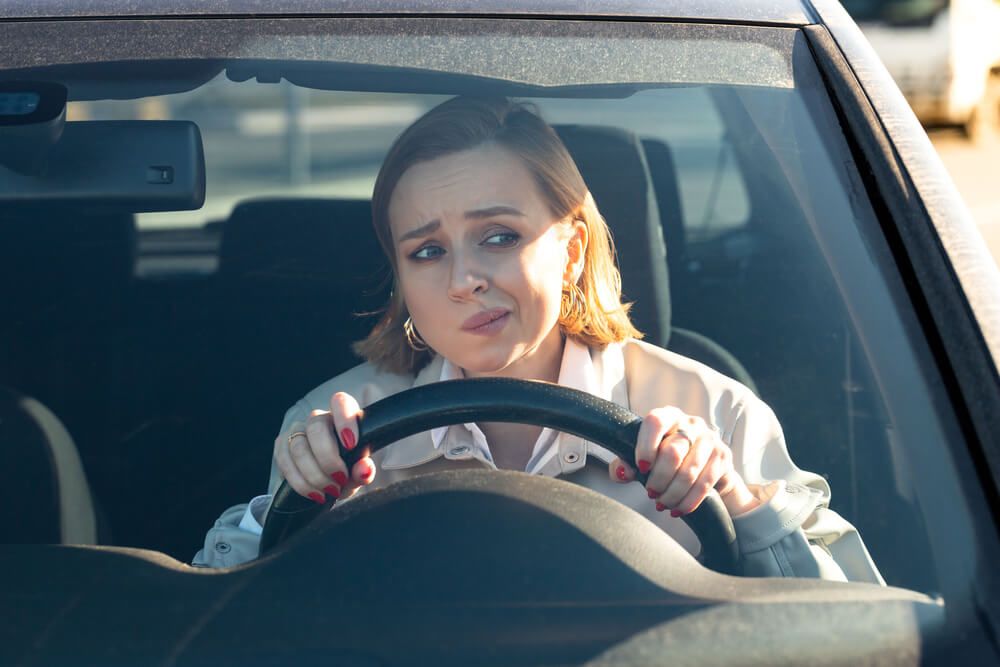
273,392,377,504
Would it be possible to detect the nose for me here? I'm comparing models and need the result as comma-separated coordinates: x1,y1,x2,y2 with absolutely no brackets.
446,249,488,302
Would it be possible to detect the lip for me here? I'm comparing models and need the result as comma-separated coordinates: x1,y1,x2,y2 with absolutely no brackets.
461,308,510,334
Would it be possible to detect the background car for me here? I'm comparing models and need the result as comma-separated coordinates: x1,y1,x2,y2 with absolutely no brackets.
843,0,1000,140
2,0,1000,665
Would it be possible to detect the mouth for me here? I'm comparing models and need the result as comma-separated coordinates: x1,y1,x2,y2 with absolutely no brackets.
461,308,511,334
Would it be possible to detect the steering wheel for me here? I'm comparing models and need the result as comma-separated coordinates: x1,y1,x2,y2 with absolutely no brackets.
260,378,739,574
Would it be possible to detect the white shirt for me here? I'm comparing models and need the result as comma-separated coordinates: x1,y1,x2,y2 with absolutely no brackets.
429,336,616,474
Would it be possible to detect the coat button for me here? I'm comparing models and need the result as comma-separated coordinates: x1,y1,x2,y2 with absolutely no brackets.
448,445,471,456
563,452,580,464
215,542,232,554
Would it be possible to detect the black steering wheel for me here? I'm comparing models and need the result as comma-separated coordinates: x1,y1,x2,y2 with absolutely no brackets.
260,378,739,574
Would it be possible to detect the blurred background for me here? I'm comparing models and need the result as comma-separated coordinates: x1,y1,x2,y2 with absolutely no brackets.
844,0,1000,265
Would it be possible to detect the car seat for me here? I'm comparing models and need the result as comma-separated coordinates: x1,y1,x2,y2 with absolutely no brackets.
136,198,390,558
0,207,135,546
0,387,97,544
212,197,389,396
555,126,757,393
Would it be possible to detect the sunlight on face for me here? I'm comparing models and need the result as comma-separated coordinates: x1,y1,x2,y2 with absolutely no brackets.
388,144,580,378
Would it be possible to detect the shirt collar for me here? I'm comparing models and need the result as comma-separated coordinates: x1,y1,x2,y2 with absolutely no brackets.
379,338,629,471
430,336,597,449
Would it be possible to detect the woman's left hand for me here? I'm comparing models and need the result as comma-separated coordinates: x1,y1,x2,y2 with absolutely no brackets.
608,406,761,518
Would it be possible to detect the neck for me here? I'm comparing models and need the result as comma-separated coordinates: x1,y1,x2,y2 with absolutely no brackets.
466,327,564,383
462,328,564,471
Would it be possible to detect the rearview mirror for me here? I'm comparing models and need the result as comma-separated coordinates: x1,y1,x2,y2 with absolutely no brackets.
0,82,206,212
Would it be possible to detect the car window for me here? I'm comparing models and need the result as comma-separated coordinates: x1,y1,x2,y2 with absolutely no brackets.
0,18,976,601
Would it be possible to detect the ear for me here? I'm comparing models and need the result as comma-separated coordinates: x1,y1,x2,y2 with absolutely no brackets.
564,218,589,284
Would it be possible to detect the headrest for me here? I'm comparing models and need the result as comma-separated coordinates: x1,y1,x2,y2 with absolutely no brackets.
555,125,671,345
218,198,389,298
220,198,382,275
0,208,136,324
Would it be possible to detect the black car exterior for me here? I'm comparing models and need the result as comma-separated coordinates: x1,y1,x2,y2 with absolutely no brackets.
2,1,1000,665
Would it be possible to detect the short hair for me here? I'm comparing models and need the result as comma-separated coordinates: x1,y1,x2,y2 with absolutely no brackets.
354,96,642,374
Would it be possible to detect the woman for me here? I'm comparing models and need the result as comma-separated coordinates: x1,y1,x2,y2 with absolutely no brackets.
195,96,883,583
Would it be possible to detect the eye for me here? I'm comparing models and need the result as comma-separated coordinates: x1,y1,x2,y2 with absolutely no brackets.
482,231,520,247
410,244,444,261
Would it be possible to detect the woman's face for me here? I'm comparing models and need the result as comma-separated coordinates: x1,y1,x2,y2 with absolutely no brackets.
389,144,585,377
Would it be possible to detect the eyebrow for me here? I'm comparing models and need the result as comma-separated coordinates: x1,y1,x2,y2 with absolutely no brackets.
464,205,526,220
398,220,440,243
397,206,526,243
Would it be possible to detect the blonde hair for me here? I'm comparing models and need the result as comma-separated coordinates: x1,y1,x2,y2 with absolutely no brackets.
354,96,642,374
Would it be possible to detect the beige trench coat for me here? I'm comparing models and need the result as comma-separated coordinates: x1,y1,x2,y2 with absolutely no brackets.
194,338,884,584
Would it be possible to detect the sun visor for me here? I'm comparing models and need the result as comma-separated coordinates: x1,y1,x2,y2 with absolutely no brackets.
0,120,206,213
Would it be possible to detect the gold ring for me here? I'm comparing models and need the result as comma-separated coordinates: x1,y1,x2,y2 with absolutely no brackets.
287,431,307,445
673,428,692,445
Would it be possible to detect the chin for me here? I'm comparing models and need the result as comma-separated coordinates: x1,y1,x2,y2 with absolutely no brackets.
455,354,514,376
446,344,518,376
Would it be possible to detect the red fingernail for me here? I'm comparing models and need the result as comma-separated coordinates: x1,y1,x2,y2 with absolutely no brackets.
324,485,341,499
332,471,348,486
655,502,666,512
637,460,652,475
357,460,373,481
646,488,658,499
307,492,325,504
341,429,356,450
615,465,627,481
670,510,683,518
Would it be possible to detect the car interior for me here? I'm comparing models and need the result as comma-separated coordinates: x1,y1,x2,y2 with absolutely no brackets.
0,68,938,603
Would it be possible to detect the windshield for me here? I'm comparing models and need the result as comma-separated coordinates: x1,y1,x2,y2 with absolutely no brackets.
0,17,975,603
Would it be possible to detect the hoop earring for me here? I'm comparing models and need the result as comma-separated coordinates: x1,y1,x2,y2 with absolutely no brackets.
560,281,586,323
403,316,429,351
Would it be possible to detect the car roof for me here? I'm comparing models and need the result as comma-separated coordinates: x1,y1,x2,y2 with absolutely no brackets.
0,0,816,25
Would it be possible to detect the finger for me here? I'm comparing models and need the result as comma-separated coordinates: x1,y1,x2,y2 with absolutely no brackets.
330,392,363,453
657,432,715,509
635,407,683,475
287,427,334,497
275,431,326,503
272,421,306,467
305,409,349,487
644,431,691,497
351,456,377,487
672,449,728,515
607,457,635,483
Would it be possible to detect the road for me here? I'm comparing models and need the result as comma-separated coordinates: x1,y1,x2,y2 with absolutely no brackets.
928,130,1000,267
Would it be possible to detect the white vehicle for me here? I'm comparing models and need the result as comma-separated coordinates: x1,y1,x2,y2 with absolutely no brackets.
846,0,1000,140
